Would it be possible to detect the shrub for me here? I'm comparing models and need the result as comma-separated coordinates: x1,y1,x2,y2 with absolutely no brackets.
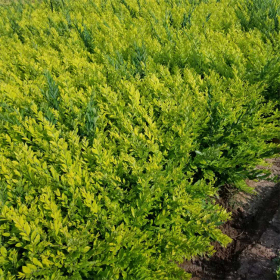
0,0,279,279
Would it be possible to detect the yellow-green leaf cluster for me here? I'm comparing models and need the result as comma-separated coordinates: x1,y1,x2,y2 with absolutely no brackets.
0,0,279,279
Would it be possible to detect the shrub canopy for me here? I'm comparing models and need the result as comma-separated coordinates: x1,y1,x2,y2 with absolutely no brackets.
0,0,279,279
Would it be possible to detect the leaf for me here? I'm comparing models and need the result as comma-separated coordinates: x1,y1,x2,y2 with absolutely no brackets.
116,235,122,244
0,247,7,257
31,231,37,242
33,234,40,245
83,246,91,253
131,207,135,218
22,266,31,274
32,258,43,268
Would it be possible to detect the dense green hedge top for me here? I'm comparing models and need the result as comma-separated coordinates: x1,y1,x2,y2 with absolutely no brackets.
0,0,279,279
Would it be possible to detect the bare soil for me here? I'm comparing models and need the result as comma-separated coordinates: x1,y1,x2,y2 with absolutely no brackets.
182,158,280,280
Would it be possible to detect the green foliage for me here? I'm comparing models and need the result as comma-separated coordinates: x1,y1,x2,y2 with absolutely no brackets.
276,254,280,279
0,0,279,279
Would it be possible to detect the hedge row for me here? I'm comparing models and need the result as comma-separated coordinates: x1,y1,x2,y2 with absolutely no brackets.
0,0,279,279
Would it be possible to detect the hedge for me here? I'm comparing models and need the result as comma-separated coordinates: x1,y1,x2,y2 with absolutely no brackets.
0,0,279,279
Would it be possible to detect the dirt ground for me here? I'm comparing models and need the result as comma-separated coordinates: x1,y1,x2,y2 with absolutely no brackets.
182,158,280,280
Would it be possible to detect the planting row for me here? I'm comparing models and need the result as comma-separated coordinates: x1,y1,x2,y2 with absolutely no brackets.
0,0,279,279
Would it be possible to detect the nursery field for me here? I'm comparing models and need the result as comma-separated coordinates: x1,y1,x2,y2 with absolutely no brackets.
0,0,279,279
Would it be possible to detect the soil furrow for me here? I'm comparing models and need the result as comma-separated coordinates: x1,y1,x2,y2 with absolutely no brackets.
183,158,280,280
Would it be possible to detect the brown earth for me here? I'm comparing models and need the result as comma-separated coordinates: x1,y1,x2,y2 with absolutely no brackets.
182,158,280,280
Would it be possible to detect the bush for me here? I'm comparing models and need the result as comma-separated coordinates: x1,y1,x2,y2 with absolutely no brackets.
0,0,279,279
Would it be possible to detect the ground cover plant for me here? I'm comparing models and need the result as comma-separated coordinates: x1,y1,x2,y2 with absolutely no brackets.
0,0,279,279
